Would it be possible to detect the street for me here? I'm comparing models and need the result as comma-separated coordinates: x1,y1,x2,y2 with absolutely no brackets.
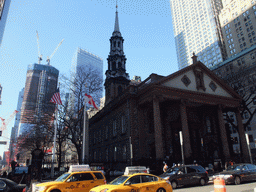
174,181,256,192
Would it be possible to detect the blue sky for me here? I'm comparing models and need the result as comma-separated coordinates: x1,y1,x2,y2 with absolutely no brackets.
0,0,178,157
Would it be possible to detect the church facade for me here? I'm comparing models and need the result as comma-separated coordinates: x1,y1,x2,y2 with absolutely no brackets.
88,7,250,173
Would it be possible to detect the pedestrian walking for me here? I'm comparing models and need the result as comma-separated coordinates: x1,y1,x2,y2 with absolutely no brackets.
163,163,168,173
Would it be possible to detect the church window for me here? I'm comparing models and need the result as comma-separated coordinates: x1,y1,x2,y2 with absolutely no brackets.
123,145,126,160
113,41,116,47
114,146,117,161
181,75,191,87
112,62,116,70
105,126,108,140
118,62,122,68
113,120,117,136
118,86,123,95
209,81,217,92
106,148,109,162
118,42,121,47
206,116,211,133
121,115,126,133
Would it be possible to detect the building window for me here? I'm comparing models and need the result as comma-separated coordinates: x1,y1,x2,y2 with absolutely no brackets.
181,75,191,87
105,126,108,140
209,81,217,92
232,137,238,144
113,120,117,136
244,111,249,119
106,148,109,162
249,135,254,143
247,123,252,131
114,146,117,161
94,151,97,161
121,115,126,134
123,145,126,160
206,116,211,133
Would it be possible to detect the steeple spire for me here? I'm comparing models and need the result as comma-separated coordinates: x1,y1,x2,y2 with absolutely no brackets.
114,0,120,32
105,2,130,104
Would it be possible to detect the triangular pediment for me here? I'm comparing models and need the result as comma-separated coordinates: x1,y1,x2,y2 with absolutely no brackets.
159,62,240,99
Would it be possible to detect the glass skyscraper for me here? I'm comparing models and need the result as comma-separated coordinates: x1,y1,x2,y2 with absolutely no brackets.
170,0,226,69
71,47,103,105
0,0,11,46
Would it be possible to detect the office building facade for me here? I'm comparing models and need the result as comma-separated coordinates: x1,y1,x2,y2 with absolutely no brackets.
170,0,226,69
9,88,24,161
18,64,59,135
219,0,256,58
71,47,103,105
0,0,11,46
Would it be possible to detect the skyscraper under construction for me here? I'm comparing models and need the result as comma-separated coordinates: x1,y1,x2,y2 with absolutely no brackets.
18,63,59,135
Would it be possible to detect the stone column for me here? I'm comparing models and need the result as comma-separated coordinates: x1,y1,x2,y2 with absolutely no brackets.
180,101,192,159
235,109,250,162
153,96,164,160
217,105,230,161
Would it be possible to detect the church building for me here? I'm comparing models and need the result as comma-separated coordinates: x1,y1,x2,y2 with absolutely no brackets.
88,6,250,173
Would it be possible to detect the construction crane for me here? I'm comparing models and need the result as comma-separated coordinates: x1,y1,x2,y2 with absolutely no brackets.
0,110,19,131
46,38,64,65
36,30,43,64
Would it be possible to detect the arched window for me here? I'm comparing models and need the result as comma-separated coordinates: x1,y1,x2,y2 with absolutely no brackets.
112,62,116,70
113,41,116,47
118,42,121,47
118,62,122,68
118,86,123,95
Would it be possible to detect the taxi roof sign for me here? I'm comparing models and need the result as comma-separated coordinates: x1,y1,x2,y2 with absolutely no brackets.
124,166,148,175
68,164,91,172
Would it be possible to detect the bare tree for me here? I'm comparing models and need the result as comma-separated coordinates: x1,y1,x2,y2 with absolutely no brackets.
223,66,256,133
59,66,103,164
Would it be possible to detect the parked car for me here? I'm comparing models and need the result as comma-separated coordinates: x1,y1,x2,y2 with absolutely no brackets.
213,163,256,185
0,178,26,192
159,164,209,189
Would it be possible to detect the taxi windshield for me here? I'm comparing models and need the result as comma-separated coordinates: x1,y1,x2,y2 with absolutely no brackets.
55,173,71,182
109,176,129,185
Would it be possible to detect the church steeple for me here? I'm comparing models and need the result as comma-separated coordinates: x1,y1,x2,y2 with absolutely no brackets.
104,4,130,105
114,4,120,32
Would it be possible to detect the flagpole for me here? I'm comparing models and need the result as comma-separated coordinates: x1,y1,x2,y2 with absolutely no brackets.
82,95,86,164
51,108,58,178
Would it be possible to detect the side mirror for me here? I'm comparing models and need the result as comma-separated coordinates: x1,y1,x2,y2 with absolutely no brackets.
125,181,131,185
66,178,71,182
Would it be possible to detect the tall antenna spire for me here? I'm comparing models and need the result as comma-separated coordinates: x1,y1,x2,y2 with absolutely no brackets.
114,0,120,32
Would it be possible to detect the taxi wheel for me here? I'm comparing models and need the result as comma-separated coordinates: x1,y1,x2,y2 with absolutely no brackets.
157,188,166,192
50,190,61,192
171,181,177,189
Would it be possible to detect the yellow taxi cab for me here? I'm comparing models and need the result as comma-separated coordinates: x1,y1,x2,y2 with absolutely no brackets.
33,165,106,192
89,166,173,192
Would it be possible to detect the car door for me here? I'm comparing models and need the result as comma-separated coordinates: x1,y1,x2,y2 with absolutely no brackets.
122,175,141,192
240,165,251,182
247,164,256,181
184,166,198,185
175,167,187,186
63,173,81,192
139,175,158,192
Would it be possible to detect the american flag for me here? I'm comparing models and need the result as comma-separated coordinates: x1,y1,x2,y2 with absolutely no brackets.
50,88,62,105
